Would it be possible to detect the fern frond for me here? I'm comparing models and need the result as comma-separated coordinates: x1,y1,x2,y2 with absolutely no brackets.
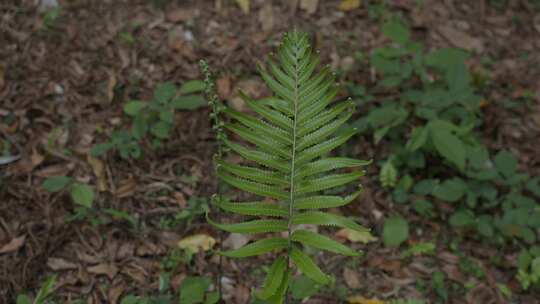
207,215,287,233
291,229,359,256
290,247,331,284
258,257,287,300
207,31,370,298
292,211,368,232
213,199,288,217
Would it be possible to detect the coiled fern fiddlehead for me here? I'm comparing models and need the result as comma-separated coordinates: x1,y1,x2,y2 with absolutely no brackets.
206,31,370,303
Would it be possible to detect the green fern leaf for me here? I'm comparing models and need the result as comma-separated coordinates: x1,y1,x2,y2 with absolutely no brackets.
221,238,288,258
207,31,370,298
213,199,288,217
291,229,359,256
294,191,362,210
296,171,365,195
207,214,287,234
292,211,368,232
258,257,287,300
290,247,331,284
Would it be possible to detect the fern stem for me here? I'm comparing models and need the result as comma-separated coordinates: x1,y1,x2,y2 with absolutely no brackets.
200,60,225,298
285,33,301,303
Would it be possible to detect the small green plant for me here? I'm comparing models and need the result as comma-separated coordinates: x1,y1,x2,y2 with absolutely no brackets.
42,176,95,209
159,197,210,229
352,18,540,247
516,246,540,290
178,276,219,304
41,6,62,30
92,81,206,159
205,31,370,302
17,275,57,304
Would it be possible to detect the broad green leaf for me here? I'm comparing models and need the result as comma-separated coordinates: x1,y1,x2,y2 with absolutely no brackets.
406,126,428,152
383,216,409,247
123,101,147,116
171,95,207,110
290,248,331,284
494,150,518,178
179,276,211,304
413,179,437,195
258,257,287,300
525,177,540,198
70,183,94,208
430,127,466,170
449,209,475,227
221,238,287,258
154,82,177,104
380,160,398,188
90,142,114,156
291,229,359,256
150,121,170,139
382,20,410,44
16,295,32,304
180,80,206,94
291,275,320,300
425,48,469,68
432,178,466,202
132,112,148,139
42,176,72,192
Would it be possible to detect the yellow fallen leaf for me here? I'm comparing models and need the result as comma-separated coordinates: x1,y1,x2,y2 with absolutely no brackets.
347,296,385,304
178,234,216,252
235,0,250,14
338,0,361,11
336,228,378,244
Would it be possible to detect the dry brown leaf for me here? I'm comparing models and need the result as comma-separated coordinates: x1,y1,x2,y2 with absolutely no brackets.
466,284,497,304
223,233,250,250
31,148,45,168
235,0,250,14
234,284,250,304
107,72,116,103
347,296,384,304
338,0,361,11
114,178,137,198
47,257,78,271
230,79,268,112
437,25,484,52
87,155,107,192
343,267,362,289
107,280,126,304
0,64,5,90
166,8,196,23
300,0,318,14
0,235,25,254
174,191,187,208
217,76,231,99
336,228,377,243
87,263,119,280
259,3,274,32
35,163,75,178
178,234,216,252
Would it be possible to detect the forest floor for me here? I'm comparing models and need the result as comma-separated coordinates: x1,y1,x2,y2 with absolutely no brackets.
1,0,540,303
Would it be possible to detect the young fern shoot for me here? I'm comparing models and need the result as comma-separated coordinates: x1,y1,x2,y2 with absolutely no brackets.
207,31,370,302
